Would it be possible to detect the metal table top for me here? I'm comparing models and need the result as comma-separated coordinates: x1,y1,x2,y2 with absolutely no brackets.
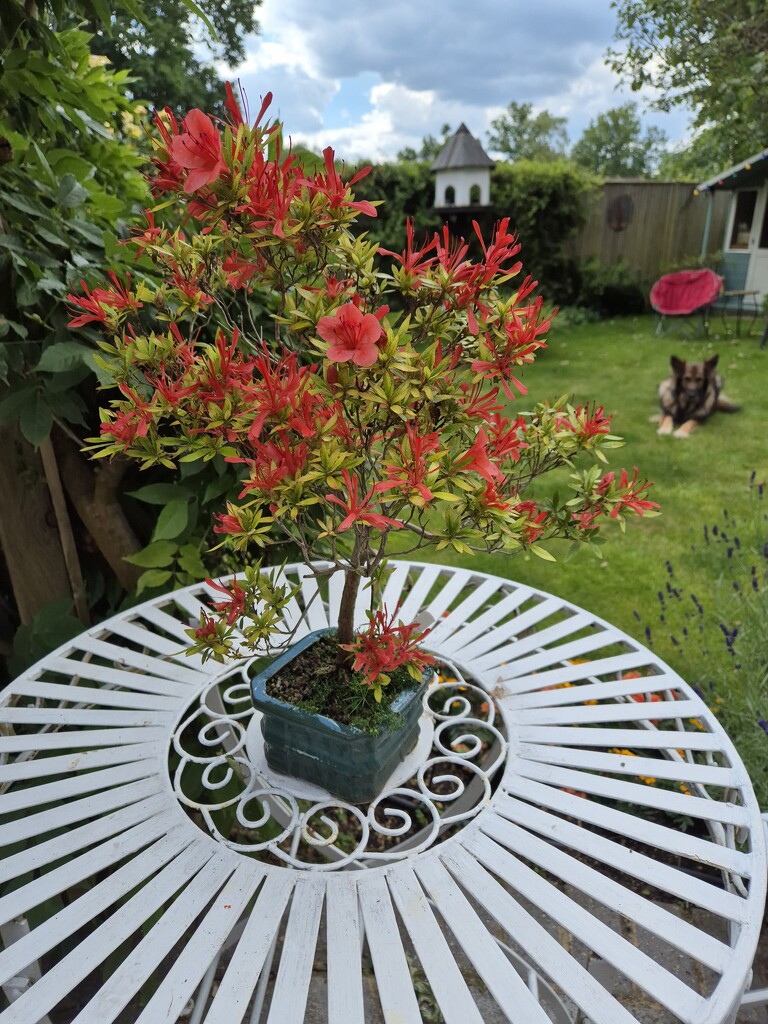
0,560,765,1024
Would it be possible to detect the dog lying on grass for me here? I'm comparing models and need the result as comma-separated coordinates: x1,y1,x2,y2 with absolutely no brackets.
657,354,740,438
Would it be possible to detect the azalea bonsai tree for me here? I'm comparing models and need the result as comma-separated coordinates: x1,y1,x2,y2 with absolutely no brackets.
71,84,658,711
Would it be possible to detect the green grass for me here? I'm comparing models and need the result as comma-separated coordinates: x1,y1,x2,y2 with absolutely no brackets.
420,313,768,803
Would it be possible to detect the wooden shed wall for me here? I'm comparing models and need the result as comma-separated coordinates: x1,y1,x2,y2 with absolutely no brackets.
569,181,730,281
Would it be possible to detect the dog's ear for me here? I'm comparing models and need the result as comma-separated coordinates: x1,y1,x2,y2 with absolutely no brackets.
704,354,719,375
671,355,685,377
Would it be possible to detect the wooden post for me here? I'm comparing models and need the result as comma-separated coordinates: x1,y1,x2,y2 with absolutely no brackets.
0,422,73,625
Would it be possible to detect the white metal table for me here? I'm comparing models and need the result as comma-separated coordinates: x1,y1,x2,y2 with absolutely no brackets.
0,560,765,1024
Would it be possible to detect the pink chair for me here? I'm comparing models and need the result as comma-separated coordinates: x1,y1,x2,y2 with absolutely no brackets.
650,269,723,336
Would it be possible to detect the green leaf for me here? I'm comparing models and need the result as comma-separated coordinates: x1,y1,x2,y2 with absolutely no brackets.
136,568,174,593
124,541,177,568
177,545,207,579
36,342,93,373
530,544,557,562
57,174,88,209
19,393,53,447
0,387,37,422
127,483,191,505
152,499,190,540
0,318,28,339
36,276,68,296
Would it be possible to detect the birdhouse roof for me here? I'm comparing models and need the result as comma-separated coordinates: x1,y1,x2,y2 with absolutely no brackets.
431,124,494,171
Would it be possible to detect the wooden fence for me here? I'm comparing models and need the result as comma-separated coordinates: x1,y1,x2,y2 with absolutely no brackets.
569,180,731,282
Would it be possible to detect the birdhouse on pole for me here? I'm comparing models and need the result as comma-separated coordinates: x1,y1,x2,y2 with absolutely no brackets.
431,123,494,210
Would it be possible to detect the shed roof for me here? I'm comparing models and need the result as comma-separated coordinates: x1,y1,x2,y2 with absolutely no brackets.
431,123,494,171
696,148,768,193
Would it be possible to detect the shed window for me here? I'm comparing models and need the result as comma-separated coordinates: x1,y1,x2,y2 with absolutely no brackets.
469,184,481,205
444,186,455,205
729,190,757,249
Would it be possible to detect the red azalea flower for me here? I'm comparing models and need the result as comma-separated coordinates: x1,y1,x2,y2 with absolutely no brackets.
206,578,247,625
317,302,385,367
458,429,504,484
326,469,404,532
171,109,225,194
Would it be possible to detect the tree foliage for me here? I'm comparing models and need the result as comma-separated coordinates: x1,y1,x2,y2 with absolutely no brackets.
0,0,252,672
487,102,569,162
491,160,599,305
90,0,262,114
571,103,668,177
350,161,441,255
397,124,453,163
608,0,768,171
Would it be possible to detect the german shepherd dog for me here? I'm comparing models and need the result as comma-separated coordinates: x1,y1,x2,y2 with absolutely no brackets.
657,354,740,437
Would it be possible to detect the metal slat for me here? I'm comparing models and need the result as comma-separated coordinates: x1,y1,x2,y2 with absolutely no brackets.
390,563,442,626
0,828,201,991
0,743,158,784
0,758,158,813
495,793,748,922
358,872,423,1024
478,812,731,972
325,875,365,1024
0,795,169,893
0,839,213,1024
204,871,295,1024
504,671,681,709
131,856,261,1024
28,657,193,697
471,609,594,669
439,843,641,1024
386,862,485,1024
464,829,707,1022
500,775,751,875
264,876,325,1024
511,756,750,827
0,809,177,928
0,727,167,753
4,679,182,711
0,776,161,849
421,567,475,623
414,853,554,1024
517,742,739,790
1,707,173,727
433,583,534,660
68,635,207,684
296,566,330,631
513,697,705,726
426,577,508,646
514,725,729,751
499,651,660,690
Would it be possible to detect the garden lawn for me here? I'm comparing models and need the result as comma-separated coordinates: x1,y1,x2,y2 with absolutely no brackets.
416,313,768,804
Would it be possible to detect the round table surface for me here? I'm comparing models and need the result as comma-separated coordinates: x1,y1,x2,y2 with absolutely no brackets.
0,560,765,1024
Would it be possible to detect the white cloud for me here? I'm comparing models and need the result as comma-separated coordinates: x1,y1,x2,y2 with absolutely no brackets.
227,0,689,161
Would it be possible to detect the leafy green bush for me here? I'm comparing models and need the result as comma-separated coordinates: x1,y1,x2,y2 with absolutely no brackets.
575,258,648,317
491,160,599,306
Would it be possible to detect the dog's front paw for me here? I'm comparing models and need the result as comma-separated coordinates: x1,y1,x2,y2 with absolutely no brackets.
657,424,673,436
672,428,691,439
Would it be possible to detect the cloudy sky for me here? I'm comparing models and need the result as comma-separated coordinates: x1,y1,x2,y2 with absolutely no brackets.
225,0,690,163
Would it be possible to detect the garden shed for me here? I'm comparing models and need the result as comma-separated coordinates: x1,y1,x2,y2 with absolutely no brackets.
697,148,768,303
431,123,494,210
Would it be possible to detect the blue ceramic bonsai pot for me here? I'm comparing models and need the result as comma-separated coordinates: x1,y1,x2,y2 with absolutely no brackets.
250,628,429,804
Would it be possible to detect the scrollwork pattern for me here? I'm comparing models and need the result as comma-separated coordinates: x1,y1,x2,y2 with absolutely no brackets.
170,659,507,869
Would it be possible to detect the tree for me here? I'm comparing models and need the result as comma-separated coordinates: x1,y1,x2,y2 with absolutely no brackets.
487,102,568,162
397,124,453,163
608,1,768,172
571,103,668,177
90,0,261,114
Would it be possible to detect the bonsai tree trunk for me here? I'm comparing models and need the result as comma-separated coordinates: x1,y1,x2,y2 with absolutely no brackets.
336,569,360,648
